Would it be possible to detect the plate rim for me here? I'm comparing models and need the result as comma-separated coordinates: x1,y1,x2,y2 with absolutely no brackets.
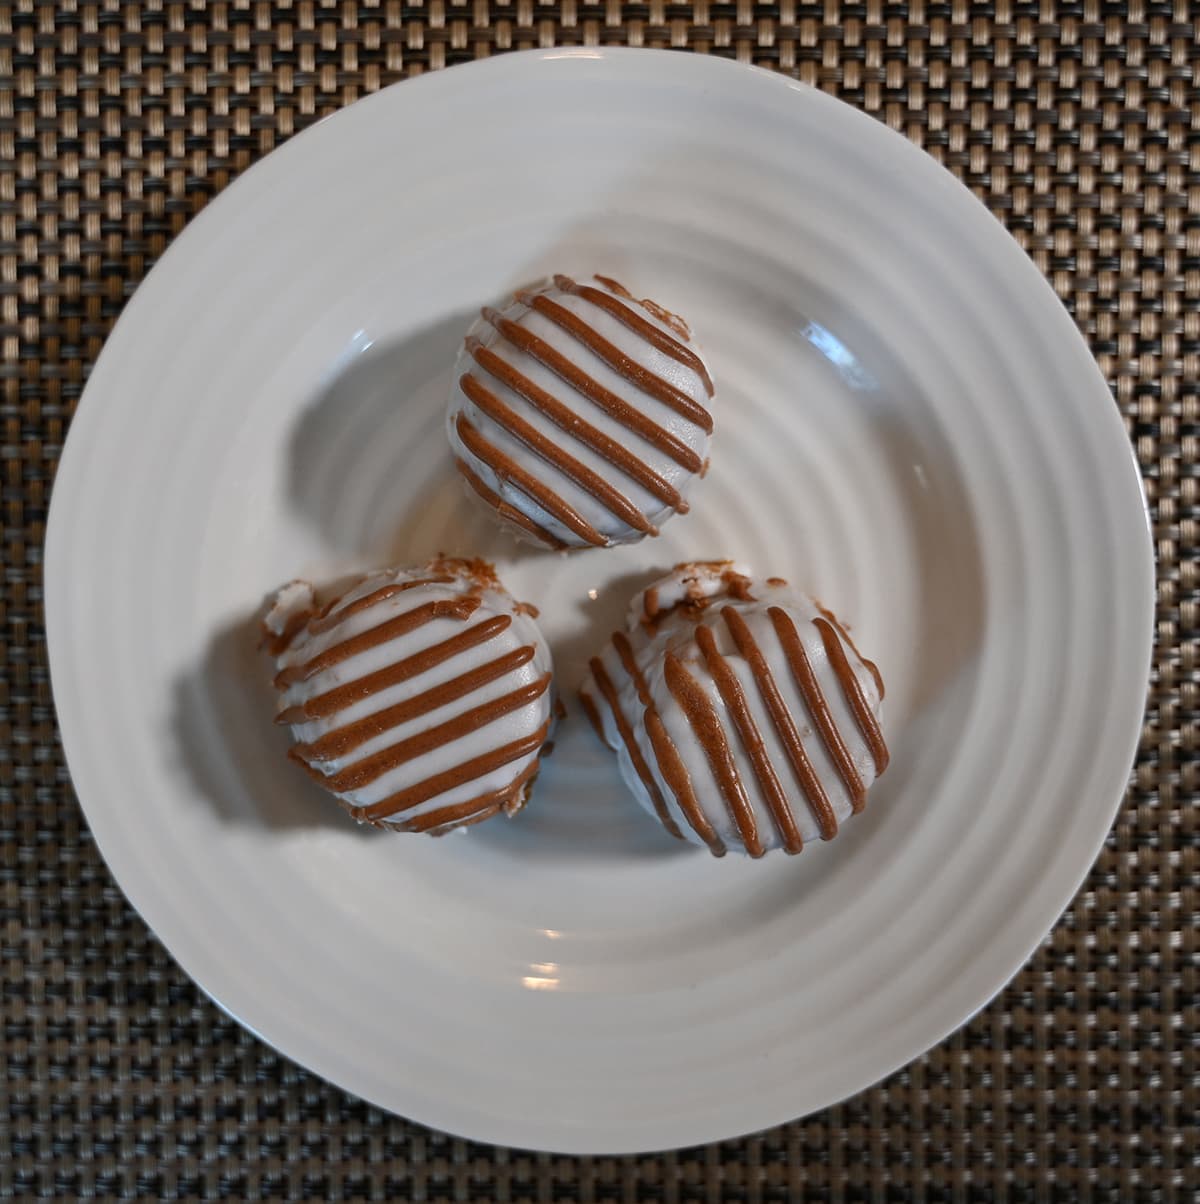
45,46,1155,1153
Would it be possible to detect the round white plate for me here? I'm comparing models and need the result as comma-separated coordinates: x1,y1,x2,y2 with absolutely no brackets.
46,49,1153,1153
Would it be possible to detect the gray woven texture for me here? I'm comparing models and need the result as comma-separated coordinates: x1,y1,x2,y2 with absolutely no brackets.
2,1,1197,1199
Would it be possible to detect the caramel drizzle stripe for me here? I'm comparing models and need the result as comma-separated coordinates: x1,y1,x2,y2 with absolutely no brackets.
588,656,683,840
277,614,514,724
694,625,804,854
396,761,540,834
307,576,455,636
480,309,703,474
467,339,685,512
294,675,551,792
768,606,866,812
459,374,655,537
642,708,727,856
351,719,551,822
642,587,661,627
722,607,838,842
592,274,635,300
813,618,890,775
663,652,764,857
454,459,566,550
609,631,653,706
455,414,608,548
291,646,537,764
554,275,715,398
593,275,693,340
520,293,714,434
610,630,725,849
274,597,481,689
816,603,886,700
579,690,606,743
263,608,311,657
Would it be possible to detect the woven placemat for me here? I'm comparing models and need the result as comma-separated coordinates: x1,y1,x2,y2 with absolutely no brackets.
3,2,1196,1199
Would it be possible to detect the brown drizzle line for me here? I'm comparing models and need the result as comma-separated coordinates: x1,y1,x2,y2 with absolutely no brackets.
262,606,312,657
694,625,804,854
663,652,764,858
609,632,649,699
411,801,502,836
273,597,481,689
768,606,866,812
643,710,727,856
265,573,465,659
607,630,725,854
518,292,714,434
813,618,889,775
307,576,454,636
481,308,703,474
350,719,552,822
553,275,714,398
459,373,655,537
722,607,838,842
588,655,683,840
398,760,541,834
593,275,693,341
277,613,514,723
455,413,607,548
455,458,565,550
467,339,685,513
579,690,606,742
816,602,885,700
292,646,536,763
414,756,541,833
294,675,551,792
642,587,660,626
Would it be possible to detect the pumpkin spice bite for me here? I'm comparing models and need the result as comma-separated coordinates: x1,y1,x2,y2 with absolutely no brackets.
447,274,715,550
580,563,889,857
263,557,556,834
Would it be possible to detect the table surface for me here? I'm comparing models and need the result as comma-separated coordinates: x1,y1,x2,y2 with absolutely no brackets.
3,2,1196,1200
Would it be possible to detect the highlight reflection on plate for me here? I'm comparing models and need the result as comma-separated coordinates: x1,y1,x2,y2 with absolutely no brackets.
45,50,1152,1153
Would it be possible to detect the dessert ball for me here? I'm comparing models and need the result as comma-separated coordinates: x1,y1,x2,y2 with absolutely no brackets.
263,558,555,833
447,274,715,550
580,563,888,857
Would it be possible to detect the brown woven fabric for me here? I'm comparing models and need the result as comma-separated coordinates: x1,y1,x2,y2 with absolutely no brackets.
2,1,1196,1199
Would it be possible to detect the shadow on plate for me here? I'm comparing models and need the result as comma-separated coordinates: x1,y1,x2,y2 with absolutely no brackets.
549,563,665,690
466,730,699,864
170,589,694,861
287,309,467,558
465,565,700,863
287,307,553,568
173,603,370,834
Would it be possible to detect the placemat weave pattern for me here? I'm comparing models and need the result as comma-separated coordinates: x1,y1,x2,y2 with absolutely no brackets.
2,2,1196,1199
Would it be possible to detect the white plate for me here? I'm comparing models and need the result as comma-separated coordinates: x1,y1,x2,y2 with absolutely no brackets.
45,49,1153,1153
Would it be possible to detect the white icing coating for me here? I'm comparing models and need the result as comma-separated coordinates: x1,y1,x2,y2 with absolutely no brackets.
446,274,715,549
263,580,315,637
265,560,555,832
580,564,888,856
